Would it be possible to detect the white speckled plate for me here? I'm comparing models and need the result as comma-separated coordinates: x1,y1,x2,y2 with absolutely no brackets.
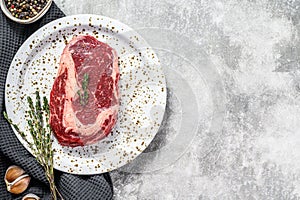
5,14,166,174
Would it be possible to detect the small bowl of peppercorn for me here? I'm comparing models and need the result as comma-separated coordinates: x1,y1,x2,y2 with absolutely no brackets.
0,0,52,24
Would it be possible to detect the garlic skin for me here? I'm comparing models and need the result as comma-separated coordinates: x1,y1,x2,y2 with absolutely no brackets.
22,193,40,200
5,165,25,183
4,165,31,194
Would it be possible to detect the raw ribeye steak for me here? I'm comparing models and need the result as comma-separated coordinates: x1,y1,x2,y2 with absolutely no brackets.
50,35,120,147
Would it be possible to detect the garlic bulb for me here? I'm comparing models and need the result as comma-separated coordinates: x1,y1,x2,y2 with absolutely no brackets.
4,165,31,194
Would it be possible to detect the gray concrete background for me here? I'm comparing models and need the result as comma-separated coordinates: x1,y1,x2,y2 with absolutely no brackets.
55,0,300,199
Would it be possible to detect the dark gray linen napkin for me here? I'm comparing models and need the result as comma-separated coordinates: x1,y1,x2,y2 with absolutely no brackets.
0,2,113,200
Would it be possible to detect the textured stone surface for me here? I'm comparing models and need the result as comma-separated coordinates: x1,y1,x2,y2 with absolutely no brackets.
55,0,300,199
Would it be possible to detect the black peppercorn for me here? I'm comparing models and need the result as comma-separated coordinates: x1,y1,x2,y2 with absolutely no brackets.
19,12,25,18
4,0,49,19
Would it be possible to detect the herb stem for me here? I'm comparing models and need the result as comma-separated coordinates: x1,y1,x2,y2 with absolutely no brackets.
77,73,89,106
3,91,63,200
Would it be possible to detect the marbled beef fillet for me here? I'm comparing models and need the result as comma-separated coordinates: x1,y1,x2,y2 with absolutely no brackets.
50,35,120,147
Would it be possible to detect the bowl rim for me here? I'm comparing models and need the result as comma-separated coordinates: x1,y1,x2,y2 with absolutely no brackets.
0,0,53,24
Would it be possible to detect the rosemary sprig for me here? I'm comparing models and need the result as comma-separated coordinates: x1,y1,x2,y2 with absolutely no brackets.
4,91,63,200
77,73,89,106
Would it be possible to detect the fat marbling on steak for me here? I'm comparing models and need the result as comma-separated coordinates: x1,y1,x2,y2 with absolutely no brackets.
50,35,120,147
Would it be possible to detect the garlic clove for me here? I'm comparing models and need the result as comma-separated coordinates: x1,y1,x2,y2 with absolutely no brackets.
5,165,26,183
4,165,31,194
22,193,40,200
8,175,31,194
